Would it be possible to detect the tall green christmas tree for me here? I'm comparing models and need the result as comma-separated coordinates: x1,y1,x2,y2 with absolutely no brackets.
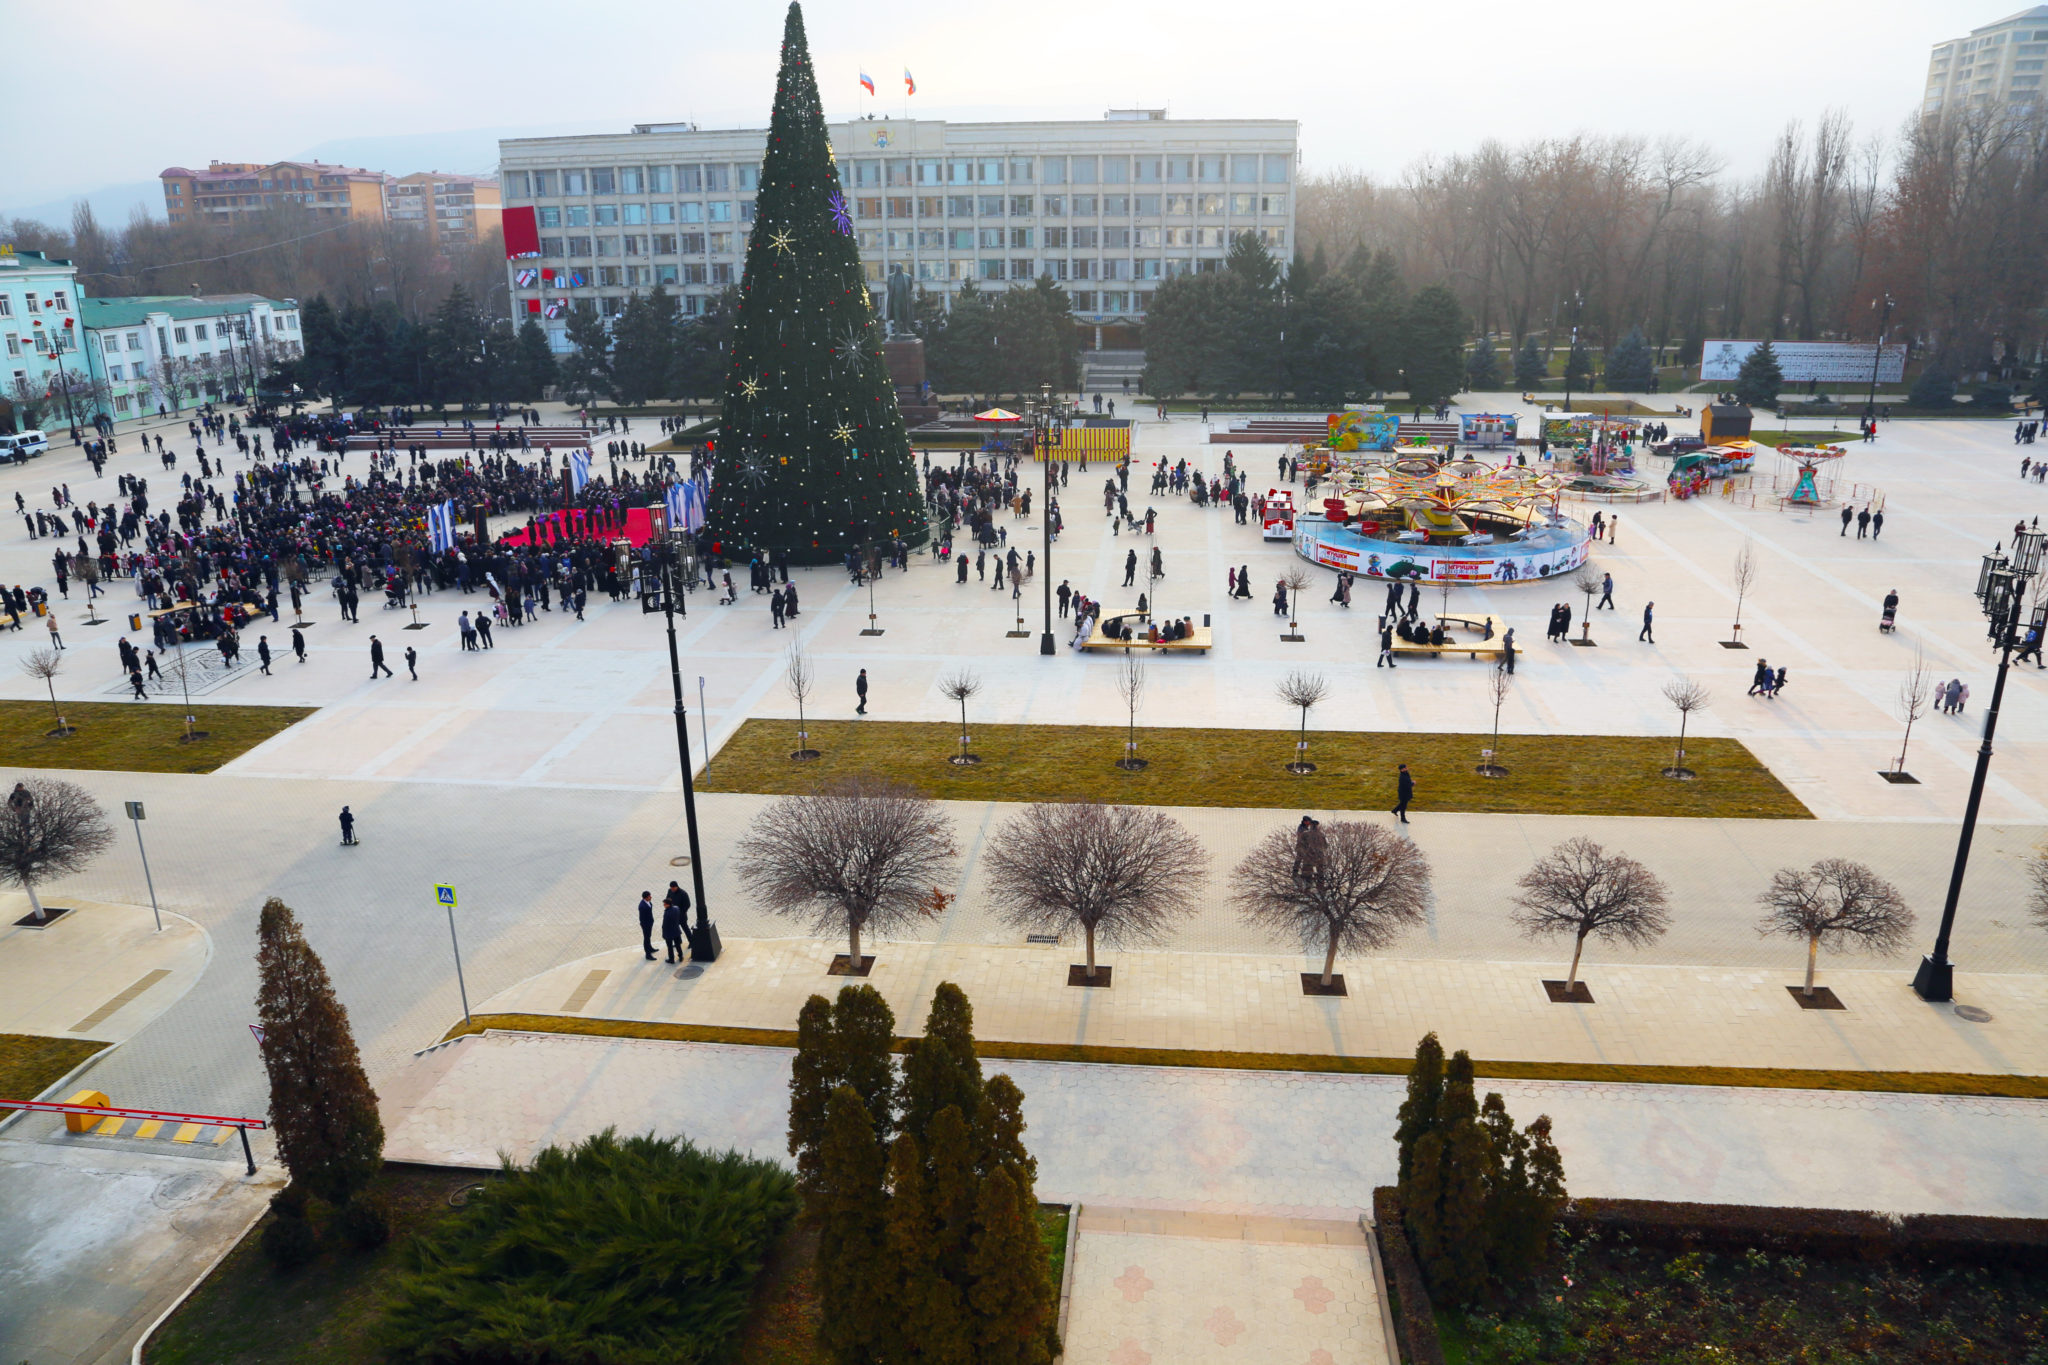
711,2,926,563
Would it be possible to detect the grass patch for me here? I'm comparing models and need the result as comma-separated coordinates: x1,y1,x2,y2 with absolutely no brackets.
1747,429,1862,448
144,1165,484,1365
699,720,1809,820
0,700,313,774
438,1015,2048,1100
0,1032,106,1116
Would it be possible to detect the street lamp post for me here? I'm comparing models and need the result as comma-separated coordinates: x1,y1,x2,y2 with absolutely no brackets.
1037,382,1057,656
1865,293,1895,426
1913,530,2048,1002
1561,291,1584,413
642,534,719,962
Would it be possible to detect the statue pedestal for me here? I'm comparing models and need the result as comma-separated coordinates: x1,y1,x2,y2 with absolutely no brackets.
883,339,937,426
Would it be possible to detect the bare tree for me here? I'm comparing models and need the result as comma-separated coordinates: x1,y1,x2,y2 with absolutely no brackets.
1115,653,1146,770
1480,659,1513,776
1510,837,1671,996
1277,670,1329,773
1754,858,1913,998
21,647,70,736
984,802,1205,981
1573,570,1600,644
1233,820,1432,988
1282,568,1312,640
938,669,982,765
0,778,114,922
73,555,103,625
734,777,958,967
1661,677,1711,777
1729,539,1758,645
1892,642,1931,777
785,645,818,760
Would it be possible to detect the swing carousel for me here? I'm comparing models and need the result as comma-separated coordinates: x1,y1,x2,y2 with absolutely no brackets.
1777,444,1851,508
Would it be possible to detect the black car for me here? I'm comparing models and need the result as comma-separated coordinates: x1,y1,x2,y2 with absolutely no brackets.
1651,436,1706,456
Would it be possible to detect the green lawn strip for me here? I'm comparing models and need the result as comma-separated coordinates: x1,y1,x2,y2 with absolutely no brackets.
439,1013,2048,1100
699,720,1810,820
1746,430,1863,447
0,700,314,775
0,1033,106,1115
143,1166,482,1365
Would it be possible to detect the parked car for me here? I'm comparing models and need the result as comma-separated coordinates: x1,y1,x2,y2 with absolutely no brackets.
1651,435,1705,457
0,430,50,462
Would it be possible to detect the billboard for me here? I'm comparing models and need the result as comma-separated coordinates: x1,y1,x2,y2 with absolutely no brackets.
1326,411,1400,451
1700,339,1905,385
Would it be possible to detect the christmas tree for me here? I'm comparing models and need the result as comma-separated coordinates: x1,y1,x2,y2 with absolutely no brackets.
710,2,926,563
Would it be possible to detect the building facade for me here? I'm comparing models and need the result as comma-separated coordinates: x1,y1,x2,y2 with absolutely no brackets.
78,295,303,417
385,172,504,252
499,112,1298,352
1924,7,2048,127
160,161,390,225
0,246,86,428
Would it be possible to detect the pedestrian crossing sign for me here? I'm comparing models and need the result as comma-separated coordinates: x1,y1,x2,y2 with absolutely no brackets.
436,884,457,909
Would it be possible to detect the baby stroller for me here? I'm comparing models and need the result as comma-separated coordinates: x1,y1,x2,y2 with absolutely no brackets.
1879,593,1899,633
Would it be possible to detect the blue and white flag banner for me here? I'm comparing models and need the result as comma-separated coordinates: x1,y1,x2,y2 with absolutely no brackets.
568,448,591,493
426,500,457,553
666,479,706,532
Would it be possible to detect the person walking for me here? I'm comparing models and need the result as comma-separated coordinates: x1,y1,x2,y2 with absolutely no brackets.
855,667,869,716
128,665,146,698
257,635,272,675
404,645,418,680
1747,658,1772,696
369,635,393,678
339,805,358,845
1639,601,1655,643
1856,506,1871,539
1391,763,1415,824
636,890,658,961
1872,509,1885,540
476,613,494,648
661,885,687,963
1502,626,1516,674
1841,505,1853,537
1377,617,1396,668
770,586,786,629
1598,572,1614,610
292,626,306,663
44,607,61,650
1057,580,1072,617
1123,548,1137,587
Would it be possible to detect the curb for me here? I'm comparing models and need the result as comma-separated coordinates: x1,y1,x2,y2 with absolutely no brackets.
1054,1200,1080,1363
0,1037,121,1139
1360,1210,1403,1364
130,1189,273,1365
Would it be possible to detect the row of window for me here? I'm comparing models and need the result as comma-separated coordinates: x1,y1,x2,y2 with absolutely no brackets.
0,290,69,316
506,153,1290,201
533,222,1282,260
853,192,1284,219
545,286,1154,321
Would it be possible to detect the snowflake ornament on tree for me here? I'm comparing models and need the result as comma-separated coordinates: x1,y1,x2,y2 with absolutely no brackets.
827,190,852,236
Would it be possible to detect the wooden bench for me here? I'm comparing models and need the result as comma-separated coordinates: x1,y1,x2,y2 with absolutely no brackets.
1079,612,1213,654
1390,614,1512,661
1436,613,1503,637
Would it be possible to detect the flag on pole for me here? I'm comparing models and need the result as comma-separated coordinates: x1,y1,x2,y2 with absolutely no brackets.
426,500,457,553
667,479,706,532
904,68,916,95
859,70,875,95
568,449,591,493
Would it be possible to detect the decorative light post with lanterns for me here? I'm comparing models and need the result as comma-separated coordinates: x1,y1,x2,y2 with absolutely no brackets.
1034,382,1061,656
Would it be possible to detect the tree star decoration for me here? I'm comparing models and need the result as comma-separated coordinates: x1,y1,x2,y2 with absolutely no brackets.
826,191,853,236
831,323,869,377
768,229,794,255
740,376,762,398
831,421,856,443
741,457,771,488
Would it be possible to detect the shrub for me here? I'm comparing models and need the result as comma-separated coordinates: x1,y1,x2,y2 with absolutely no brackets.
1373,1187,1447,1365
260,1212,319,1271
376,1129,797,1365
268,1184,309,1220
334,1193,390,1251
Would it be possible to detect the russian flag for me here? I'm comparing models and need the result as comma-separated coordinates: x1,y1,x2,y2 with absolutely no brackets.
859,70,875,95
904,68,916,95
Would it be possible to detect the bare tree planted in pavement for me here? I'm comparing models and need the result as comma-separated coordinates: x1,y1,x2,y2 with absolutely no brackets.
0,777,114,922
1277,670,1329,773
1233,819,1432,988
1510,837,1670,998
1115,653,1146,770
1729,539,1758,645
786,645,819,760
1892,642,1932,778
1661,677,1711,777
1756,858,1914,998
938,669,982,765
21,647,70,736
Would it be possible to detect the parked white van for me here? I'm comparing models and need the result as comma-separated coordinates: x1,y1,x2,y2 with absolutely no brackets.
0,430,48,462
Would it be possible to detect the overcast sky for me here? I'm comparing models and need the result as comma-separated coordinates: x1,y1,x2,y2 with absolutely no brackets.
4,0,1988,209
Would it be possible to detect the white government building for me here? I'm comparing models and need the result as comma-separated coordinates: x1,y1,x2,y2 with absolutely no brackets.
498,111,1299,352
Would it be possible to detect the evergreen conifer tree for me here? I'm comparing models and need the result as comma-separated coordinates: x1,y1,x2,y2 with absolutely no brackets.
298,296,346,401
1436,1113,1495,1303
1394,1033,1444,1187
1910,358,1957,409
710,2,925,562
788,993,836,1198
886,1131,973,1365
1348,248,1407,394
611,285,681,405
832,983,897,1146
968,1166,1057,1365
1465,334,1503,390
513,317,558,401
255,897,383,1205
1735,338,1785,408
817,1086,889,1363
902,982,983,1145
1563,338,1594,396
1513,335,1547,390
926,1105,977,1267
1605,325,1656,391
973,1073,1036,1188
1399,285,1467,406
559,306,614,403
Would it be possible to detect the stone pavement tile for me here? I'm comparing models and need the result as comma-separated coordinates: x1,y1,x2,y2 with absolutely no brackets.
479,938,2048,1076
0,897,207,1044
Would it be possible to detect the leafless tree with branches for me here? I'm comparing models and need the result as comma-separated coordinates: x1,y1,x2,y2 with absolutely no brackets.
984,802,1205,981
1480,660,1514,777
1282,568,1312,639
1510,837,1671,997
1233,820,1432,988
1277,670,1329,773
1573,571,1600,644
1661,677,1711,777
21,647,70,736
1892,642,1932,778
785,646,818,760
0,777,114,922
1115,653,1146,770
1729,540,1758,645
72,555,103,625
734,776,958,967
1755,858,1914,998
938,669,982,765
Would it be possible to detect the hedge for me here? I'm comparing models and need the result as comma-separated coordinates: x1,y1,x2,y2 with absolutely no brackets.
1562,1196,2048,1269
1372,1187,1446,1365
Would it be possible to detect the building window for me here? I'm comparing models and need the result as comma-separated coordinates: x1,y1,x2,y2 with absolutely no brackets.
1260,194,1287,215
917,159,944,186
563,170,587,195
657,264,679,284
0,298,10,317
1043,196,1064,217
1072,291,1096,310
680,233,706,253
950,228,974,250
1199,157,1226,183
596,205,619,225
652,203,676,223
654,234,678,254
567,206,590,226
711,264,734,284
1070,195,1096,216
1103,227,1131,248
567,236,593,255
705,165,731,192
591,168,616,194
540,237,565,257
1134,158,1160,183
973,196,999,217
918,196,944,219
650,166,674,193
1102,195,1129,216
1264,155,1291,184
596,237,621,256
917,229,945,249
1072,226,1099,248
623,235,645,255
1232,157,1260,184
1044,227,1068,249
853,160,881,188
980,259,1004,279
679,165,703,192
539,207,562,228
1260,227,1287,248
1136,259,1162,279
856,198,881,219
1010,227,1033,248
680,203,704,223
738,165,758,191
1011,259,1034,279
949,196,974,218
1041,157,1066,185
1134,227,1160,247
888,197,913,218
102,333,121,353
684,264,707,284
623,204,647,224
110,365,124,380
1232,194,1257,215
739,201,756,223
979,227,1004,248
174,327,188,343
1010,196,1034,216
917,260,946,281
710,201,735,222
858,230,882,250
193,324,208,339
1071,157,1097,185
709,232,734,252
1070,258,1096,280
620,167,644,194
1135,195,1160,215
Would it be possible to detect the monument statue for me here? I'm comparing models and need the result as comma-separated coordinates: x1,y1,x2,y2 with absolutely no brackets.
884,265,914,337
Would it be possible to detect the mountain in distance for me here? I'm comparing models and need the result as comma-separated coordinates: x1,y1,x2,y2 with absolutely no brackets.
3,181,163,229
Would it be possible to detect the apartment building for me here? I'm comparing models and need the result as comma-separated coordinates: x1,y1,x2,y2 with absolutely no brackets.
499,111,1298,351
160,160,390,224
385,172,504,252
0,246,85,425
77,294,303,417
1924,6,2048,127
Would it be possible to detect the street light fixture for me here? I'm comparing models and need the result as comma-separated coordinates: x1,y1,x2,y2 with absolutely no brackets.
640,531,719,962
1865,293,1895,427
1913,530,2047,1001
1561,291,1584,413
1036,382,1059,656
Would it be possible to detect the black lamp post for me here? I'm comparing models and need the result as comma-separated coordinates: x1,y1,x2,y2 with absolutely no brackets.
1913,529,2047,1001
1037,382,1058,656
1561,291,1584,412
1865,293,1894,425
641,532,719,962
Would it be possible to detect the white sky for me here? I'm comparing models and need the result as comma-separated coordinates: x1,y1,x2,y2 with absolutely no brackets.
4,0,1993,207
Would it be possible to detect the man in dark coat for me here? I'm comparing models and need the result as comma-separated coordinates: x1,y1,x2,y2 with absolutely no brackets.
637,891,657,960
1392,764,1415,824
661,881,689,963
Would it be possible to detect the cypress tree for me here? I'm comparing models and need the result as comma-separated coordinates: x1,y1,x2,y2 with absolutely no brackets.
710,2,926,562
1521,1113,1568,1253
1436,1115,1495,1303
1405,1127,1447,1276
1479,1092,1533,1287
968,1166,1057,1365
255,898,383,1205
817,1086,889,1364
1394,1032,1444,1187
789,993,835,1199
1513,334,1547,390
926,1104,978,1297
973,1074,1056,1360
902,982,983,1145
886,1132,972,1365
832,984,897,1146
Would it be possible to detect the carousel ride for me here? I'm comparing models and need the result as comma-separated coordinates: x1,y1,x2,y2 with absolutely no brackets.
1293,447,1593,585
1778,444,1851,506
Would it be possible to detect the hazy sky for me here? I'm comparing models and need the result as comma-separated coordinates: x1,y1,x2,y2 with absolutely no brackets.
5,0,1989,208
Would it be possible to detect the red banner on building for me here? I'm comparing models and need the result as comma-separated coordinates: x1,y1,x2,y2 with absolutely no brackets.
502,205,540,258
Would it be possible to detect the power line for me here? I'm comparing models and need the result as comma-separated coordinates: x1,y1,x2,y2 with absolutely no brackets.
72,220,358,281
